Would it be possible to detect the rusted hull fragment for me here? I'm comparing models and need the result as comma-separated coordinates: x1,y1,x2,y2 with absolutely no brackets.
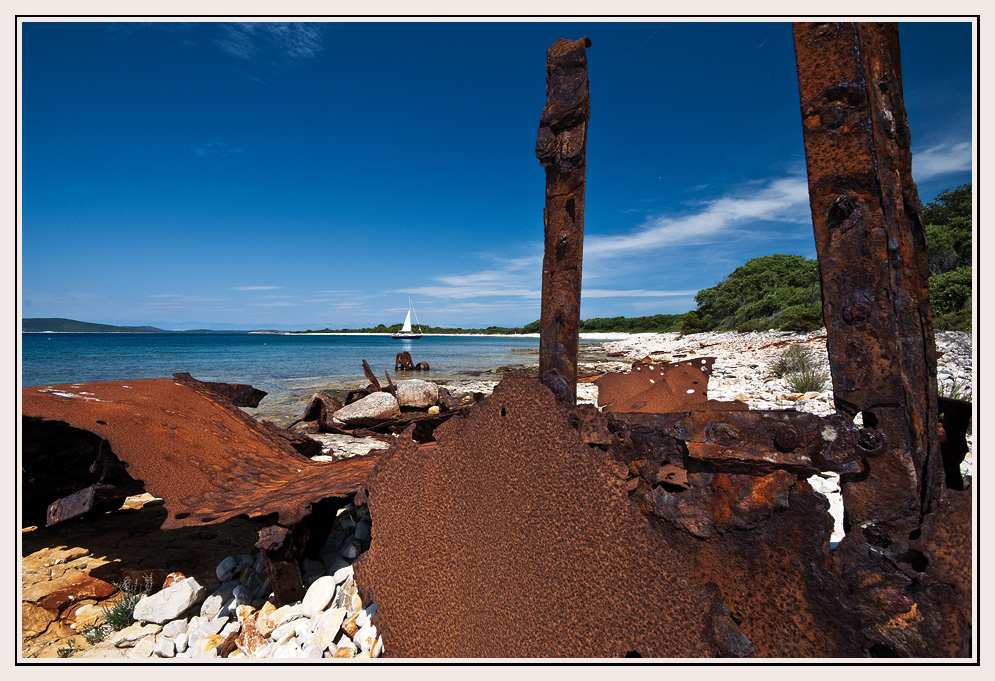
794,21,941,541
22,379,379,530
536,37,591,404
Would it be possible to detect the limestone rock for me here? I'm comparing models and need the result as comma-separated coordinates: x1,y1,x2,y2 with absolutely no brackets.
302,576,337,617
331,392,400,427
132,577,206,624
395,379,439,408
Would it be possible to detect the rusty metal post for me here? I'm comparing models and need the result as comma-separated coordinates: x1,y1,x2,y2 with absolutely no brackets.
536,37,591,405
793,23,941,543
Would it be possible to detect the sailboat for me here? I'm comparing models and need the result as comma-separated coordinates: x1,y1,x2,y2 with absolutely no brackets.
391,298,423,339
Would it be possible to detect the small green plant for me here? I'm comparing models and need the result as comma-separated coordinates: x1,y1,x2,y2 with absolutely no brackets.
81,622,108,644
769,344,815,378
770,344,829,393
100,574,152,631
785,363,829,393
57,639,78,658
939,377,970,401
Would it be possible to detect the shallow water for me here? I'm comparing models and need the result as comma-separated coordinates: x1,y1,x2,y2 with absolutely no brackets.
21,332,566,422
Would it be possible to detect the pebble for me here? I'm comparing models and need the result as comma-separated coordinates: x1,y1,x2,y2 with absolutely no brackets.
105,501,387,660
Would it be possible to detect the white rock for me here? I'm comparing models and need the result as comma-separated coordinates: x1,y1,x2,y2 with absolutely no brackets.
336,634,358,654
372,636,383,658
272,641,302,658
161,618,187,638
332,564,354,585
314,607,348,651
354,624,377,653
270,621,298,645
331,392,400,427
126,637,157,658
174,632,189,653
396,379,439,408
133,577,207,624
153,637,176,658
356,603,378,629
301,642,325,658
300,576,335,617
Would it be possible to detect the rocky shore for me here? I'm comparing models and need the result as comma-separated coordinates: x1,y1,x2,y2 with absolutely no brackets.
20,329,973,659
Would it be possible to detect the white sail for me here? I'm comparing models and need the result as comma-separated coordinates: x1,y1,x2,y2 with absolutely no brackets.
401,309,413,333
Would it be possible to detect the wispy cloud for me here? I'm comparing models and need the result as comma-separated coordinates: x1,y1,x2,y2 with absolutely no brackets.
913,140,972,181
402,254,542,300
193,141,245,158
582,289,699,298
215,23,327,61
231,285,281,291
586,175,811,260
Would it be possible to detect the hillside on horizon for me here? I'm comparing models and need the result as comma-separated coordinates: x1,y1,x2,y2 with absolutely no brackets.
22,318,165,333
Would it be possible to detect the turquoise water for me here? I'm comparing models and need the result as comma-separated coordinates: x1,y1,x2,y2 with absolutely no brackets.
21,332,550,420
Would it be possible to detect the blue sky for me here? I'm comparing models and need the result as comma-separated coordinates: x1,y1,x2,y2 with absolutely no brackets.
19,20,974,330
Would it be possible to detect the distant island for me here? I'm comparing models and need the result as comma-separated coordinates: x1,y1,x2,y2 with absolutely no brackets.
21,318,262,334
22,318,165,333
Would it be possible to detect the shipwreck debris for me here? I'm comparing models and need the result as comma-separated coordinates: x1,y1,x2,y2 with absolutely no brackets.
536,36,591,404
22,378,379,531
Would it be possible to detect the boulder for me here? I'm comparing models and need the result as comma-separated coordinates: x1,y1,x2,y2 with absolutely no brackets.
132,577,207,624
330,392,400,427
396,380,440,409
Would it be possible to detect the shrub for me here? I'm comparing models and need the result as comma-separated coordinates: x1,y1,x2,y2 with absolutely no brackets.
769,344,829,393
100,574,152,631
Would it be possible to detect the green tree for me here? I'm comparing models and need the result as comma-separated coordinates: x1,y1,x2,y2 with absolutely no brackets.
691,254,822,332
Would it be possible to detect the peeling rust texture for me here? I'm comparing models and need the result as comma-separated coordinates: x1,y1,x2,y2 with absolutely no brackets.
676,410,880,476
22,379,380,530
394,352,415,371
794,22,941,541
795,22,970,657
596,358,746,413
536,37,591,405
354,372,868,657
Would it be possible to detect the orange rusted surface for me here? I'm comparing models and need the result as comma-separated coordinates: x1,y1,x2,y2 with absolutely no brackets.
22,379,379,530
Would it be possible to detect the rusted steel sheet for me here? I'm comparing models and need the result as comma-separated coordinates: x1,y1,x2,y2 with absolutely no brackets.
22,379,380,530
172,372,267,408
794,22,941,541
596,358,746,414
675,410,881,476
354,372,875,657
354,372,738,657
536,37,591,404
694,482,864,657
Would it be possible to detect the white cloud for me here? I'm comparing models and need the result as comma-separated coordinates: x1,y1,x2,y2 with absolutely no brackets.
585,175,811,260
912,141,972,181
215,23,326,61
231,285,281,291
582,289,699,298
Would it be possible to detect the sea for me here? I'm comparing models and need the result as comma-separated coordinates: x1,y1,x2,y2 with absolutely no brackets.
20,332,593,423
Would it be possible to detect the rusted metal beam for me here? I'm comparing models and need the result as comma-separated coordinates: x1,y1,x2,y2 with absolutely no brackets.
793,22,941,542
536,37,591,405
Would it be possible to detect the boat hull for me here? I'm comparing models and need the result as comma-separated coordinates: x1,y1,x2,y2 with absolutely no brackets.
391,333,422,340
